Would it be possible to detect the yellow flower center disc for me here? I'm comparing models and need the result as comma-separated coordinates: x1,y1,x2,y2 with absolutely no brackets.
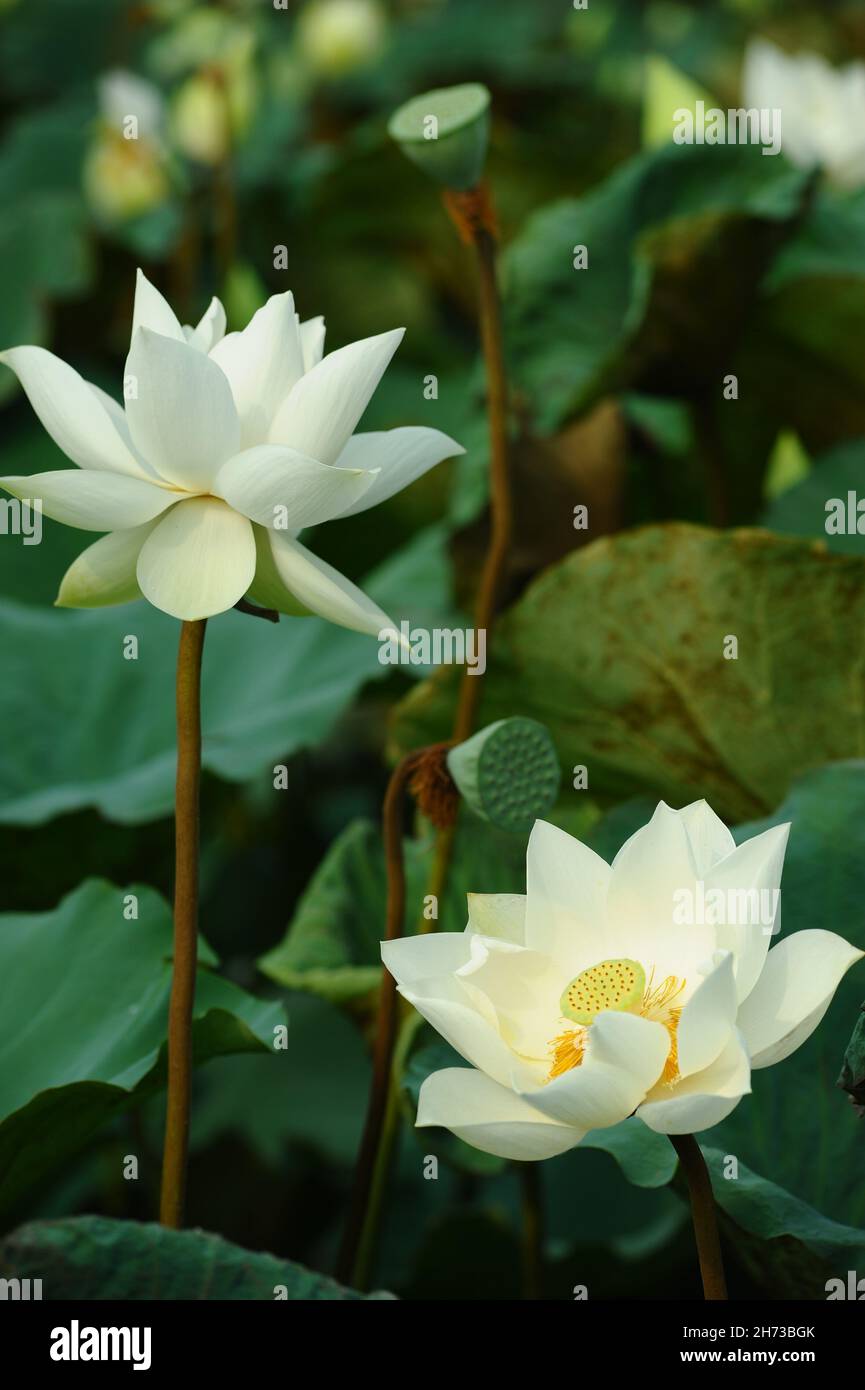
560,958,646,1025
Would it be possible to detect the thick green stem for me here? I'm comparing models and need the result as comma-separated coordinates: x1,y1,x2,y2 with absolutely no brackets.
159,618,206,1228
670,1133,728,1300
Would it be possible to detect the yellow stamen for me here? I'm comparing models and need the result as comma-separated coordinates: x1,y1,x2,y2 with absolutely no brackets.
548,1027,586,1080
639,970,685,1086
546,965,686,1084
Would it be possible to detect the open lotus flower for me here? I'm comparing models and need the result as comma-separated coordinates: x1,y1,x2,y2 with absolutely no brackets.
383,802,863,1159
743,38,865,188
0,270,463,626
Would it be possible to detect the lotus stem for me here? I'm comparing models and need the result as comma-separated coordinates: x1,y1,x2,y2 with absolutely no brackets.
670,1133,728,1300
159,617,207,1228
336,750,423,1285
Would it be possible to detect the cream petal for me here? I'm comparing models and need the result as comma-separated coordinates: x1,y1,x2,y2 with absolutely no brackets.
192,296,226,353
209,293,305,446
417,1067,581,1161
0,346,151,478
130,268,185,345
607,802,712,979
397,982,517,1089
136,496,255,620
250,529,396,637
736,929,864,1069
56,523,158,607
675,950,737,1079
455,935,560,1058
521,1011,670,1129
677,799,736,875
268,328,404,465
88,384,159,480
245,525,311,617
214,445,376,530
381,930,473,989
636,1031,751,1134
705,823,790,1003
0,470,177,531
331,428,464,518
298,315,325,371
125,327,240,491
466,893,527,945
524,819,612,974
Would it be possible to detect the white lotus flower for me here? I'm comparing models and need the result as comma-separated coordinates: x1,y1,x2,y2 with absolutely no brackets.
0,271,462,627
743,38,865,188
383,801,863,1159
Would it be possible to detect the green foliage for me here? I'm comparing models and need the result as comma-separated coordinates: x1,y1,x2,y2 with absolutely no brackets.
393,524,865,822
0,1215,388,1299
0,528,454,827
504,143,810,431
259,816,526,1003
0,880,283,1221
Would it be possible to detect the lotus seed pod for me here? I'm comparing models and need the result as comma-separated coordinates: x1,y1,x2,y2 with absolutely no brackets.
388,83,490,192
446,716,560,834
560,959,647,1026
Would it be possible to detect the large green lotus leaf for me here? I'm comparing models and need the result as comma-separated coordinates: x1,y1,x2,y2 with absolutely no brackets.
391,524,865,823
0,525,454,826
762,439,865,555
258,815,526,1004
0,1215,389,1300
192,993,372,1169
0,879,284,1222
504,142,809,432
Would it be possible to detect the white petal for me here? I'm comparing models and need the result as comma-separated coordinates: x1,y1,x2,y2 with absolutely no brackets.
381,931,473,988
676,950,737,1079
417,1067,581,1161
136,496,255,620
521,1011,670,1129
466,893,527,944
268,328,404,465
0,471,177,531
736,929,864,1069
192,296,226,353
209,292,304,446
637,1031,751,1134
214,445,377,530
677,800,736,875
607,802,712,979
524,819,612,975
56,523,158,607
130,268,185,345
88,384,159,479
298,315,325,371
331,428,464,518
398,981,517,1088
455,935,560,1058
706,823,790,1003
125,328,240,491
251,529,396,637
0,346,150,478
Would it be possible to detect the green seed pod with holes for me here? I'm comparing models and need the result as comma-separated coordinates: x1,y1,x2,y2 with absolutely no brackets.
387,83,490,192
446,716,561,834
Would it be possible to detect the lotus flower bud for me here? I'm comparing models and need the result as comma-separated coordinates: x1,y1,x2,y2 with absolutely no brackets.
297,0,386,77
